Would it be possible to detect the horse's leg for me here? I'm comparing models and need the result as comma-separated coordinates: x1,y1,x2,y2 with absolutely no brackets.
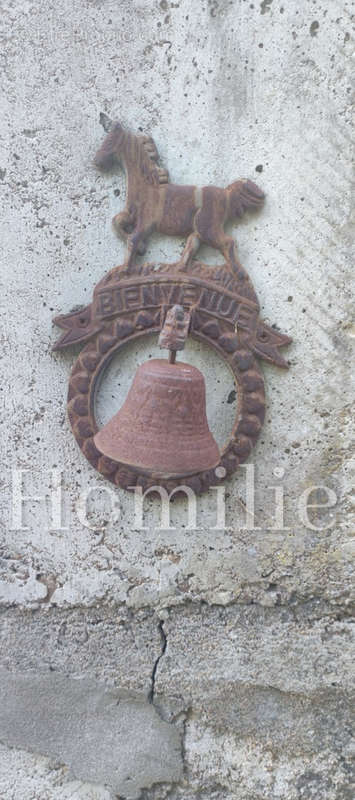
113,209,151,262
125,230,143,270
125,223,155,270
193,204,244,277
186,191,242,270
113,211,145,271
114,214,145,267
216,233,238,268
180,232,201,269
209,230,248,280
112,210,134,243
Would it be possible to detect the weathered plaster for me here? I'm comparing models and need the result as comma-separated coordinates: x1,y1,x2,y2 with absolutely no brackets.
0,0,353,796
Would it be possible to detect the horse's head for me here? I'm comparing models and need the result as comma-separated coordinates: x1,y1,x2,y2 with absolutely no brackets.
94,120,126,171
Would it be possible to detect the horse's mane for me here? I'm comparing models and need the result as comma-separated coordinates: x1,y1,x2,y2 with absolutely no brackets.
128,131,169,186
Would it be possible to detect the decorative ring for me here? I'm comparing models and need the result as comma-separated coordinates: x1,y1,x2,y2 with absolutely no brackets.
67,306,266,494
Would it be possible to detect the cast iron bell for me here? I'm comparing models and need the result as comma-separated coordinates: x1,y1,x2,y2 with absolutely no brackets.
94,306,220,478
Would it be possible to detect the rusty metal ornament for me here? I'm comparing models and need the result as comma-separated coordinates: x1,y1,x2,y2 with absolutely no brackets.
53,117,292,494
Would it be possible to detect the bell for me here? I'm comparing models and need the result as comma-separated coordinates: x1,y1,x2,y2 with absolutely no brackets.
94,306,220,478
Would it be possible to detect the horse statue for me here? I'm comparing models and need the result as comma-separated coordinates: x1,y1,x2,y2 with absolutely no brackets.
94,115,264,274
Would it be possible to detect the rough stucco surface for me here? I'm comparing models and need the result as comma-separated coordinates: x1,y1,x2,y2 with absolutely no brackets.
0,0,354,798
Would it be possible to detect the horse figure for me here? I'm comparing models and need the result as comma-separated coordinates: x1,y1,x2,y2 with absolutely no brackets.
94,118,264,274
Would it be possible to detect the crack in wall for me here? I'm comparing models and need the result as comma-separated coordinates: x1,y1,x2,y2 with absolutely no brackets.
149,619,167,704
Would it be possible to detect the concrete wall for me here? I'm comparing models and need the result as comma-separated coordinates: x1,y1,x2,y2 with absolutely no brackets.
0,1,353,798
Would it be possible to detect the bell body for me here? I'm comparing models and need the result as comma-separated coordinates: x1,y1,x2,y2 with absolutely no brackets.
94,358,220,478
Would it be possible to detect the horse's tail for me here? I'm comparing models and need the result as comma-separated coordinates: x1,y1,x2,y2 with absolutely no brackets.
227,179,265,218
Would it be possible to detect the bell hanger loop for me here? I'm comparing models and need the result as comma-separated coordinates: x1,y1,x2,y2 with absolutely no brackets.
158,304,192,365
